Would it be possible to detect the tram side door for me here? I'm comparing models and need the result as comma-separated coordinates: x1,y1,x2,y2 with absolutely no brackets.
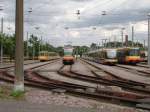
117,50,126,63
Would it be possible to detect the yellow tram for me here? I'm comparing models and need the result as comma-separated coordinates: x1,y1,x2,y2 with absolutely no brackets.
117,47,141,64
38,51,59,62
83,48,118,65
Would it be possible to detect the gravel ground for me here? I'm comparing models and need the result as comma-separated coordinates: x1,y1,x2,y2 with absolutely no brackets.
0,80,148,112
39,71,97,88
0,60,40,68
25,89,149,112
37,61,97,87
83,60,150,84
72,61,95,77
33,60,63,71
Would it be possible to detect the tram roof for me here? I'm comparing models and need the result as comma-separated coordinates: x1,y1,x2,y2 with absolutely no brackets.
87,48,117,54
117,47,140,50
39,51,57,54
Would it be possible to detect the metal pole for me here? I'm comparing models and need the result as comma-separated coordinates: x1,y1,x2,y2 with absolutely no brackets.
114,36,117,48
0,17,3,64
14,0,24,92
26,32,29,58
104,39,107,48
132,26,134,47
38,40,40,53
137,40,138,47
39,36,42,53
33,44,35,60
144,40,145,50
109,38,111,48
40,36,42,51
121,28,124,47
148,14,150,66
101,40,103,49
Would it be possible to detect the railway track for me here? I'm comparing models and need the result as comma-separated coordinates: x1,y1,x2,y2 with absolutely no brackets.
57,64,150,110
0,59,150,110
81,59,150,84
65,59,150,96
115,64,150,77
137,63,150,68
0,58,60,70
0,60,39,69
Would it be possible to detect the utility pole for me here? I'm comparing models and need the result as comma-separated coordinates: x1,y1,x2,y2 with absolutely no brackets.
39,36,42,53
32,43,35,60
109,38,111,48
0,17,3,64
143,40,145,50
14,0,24,92
121,28,125,47
104,39,108,48
101,39,108,48
136,40,139,47
26,32,29,58
148,13,150,66
39,39,40,53
40,36,42,51
132,26,134,47
101,40,104,49
114,35,117,48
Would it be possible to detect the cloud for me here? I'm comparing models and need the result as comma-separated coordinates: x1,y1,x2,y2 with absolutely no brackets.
1,0,150,46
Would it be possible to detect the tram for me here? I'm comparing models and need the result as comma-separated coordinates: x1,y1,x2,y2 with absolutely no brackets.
140,50,147,62
63,45,75,65
117,47,141,64
83,48,118,65
38,51,59,62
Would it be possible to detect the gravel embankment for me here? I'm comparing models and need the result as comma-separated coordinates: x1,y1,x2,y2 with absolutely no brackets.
25,89,148,112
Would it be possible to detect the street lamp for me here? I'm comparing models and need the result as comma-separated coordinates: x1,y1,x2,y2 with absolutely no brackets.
26,8,33,58
147,13,150,66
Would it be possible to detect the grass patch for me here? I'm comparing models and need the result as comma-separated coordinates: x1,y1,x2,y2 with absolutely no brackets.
10,91,25,99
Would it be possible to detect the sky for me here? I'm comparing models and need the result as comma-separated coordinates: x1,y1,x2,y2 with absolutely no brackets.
0,0,150,47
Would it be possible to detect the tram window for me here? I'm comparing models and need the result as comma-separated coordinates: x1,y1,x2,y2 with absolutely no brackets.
107,50,117,59
117,51,125,57
129,49,140,56
40,53,44,56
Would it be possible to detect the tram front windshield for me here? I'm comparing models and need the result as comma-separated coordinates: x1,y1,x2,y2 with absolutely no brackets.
64,49,73,56
129,49,140,56
106,50,117,59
